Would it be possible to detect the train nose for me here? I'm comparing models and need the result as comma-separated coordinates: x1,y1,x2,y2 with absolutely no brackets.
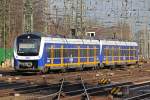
19,61,33,67
26,63,32,67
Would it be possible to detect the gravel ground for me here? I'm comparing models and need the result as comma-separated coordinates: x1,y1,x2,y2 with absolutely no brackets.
0,62,149,100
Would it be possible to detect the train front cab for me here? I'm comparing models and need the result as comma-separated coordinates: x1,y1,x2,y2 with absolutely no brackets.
13,33,43,72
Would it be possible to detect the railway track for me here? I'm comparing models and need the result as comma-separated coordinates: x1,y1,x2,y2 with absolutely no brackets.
124,81,150,100
0,64,150,100
0,74,150,100
0,64,149,83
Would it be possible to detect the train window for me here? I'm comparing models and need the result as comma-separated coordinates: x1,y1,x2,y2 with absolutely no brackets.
133,50,136,56
114,48,117,56
120,50,122,56
96,49,99,56
108,48,112,56
63,49,68,57
54,49,61,58
121,50,124,56
47,48,50,58
71,49,74,57
89,49,94,57
134,50,136,56
118,48,120,56
124,50,126,56
63,49,78,57
113,48,115,56
80,49,83,57
132,50,134,57
124,50,127,56
70,49,73,57
107,48,109,56
126,50,129,56
75,49,78,57
112,48,114,56
80,49,87,57
63,49,66,57
70,49,78,57
130,50,133,56
117,48,119,56
121,49,123,56
103,48,106,56
133,50,135,56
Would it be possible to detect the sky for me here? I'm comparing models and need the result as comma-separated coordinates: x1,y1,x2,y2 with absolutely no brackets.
48,0,150,34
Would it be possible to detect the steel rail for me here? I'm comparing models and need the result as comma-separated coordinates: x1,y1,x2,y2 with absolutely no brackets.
0,82,26,89
57,78,65,100
58,82,133,100
80,76,90,100
123,82,150,100
35,80,132,100
63,81,132,95
60,93,85,100
18,85,54,94
2,76,141,100
124,92,150,100
129,81,150,88
62,82,149,99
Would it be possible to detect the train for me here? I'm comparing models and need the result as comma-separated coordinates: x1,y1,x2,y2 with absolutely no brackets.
13,33,139,73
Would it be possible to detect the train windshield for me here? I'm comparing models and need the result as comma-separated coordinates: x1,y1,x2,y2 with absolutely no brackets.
17,38,40,56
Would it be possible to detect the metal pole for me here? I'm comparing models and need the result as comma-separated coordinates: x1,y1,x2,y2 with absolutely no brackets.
4,0,6,61
80,0,83,35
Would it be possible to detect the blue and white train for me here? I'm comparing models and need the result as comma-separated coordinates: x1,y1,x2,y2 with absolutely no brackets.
13,33,139,72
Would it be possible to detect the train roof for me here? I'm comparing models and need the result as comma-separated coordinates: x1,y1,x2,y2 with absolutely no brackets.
42,37,138,46
43,37,100,45
101,40,138,46
18,33,138,46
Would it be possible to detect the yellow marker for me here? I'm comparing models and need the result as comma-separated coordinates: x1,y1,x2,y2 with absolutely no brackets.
111,87,117,94
106,48,108,65
129,47,130,63
87,46,89,63
61,45,63,66
114,87,121,94
118,47,121,63
51,45,54,64
103,79,108,84
78,46,80,63
112,47,114,64
99,78,102,84
94,46,96,64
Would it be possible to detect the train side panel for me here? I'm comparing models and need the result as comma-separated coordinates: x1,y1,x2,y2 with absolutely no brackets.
44,42,100,69
100,42,138,66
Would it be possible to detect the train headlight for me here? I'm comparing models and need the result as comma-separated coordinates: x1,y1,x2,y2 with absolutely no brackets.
27,36,30,39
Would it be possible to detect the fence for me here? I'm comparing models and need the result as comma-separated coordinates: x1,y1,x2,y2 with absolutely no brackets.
0,48,13,65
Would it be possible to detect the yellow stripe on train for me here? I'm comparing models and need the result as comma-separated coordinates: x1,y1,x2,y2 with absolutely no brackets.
45,62,99,67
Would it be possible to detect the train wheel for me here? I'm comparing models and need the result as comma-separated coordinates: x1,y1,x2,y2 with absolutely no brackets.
110,65,115,70
92,66,96,70
99,63,104,69
15,70,22,74
61,68,67,73
79,66,83,71
42,67,49,74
